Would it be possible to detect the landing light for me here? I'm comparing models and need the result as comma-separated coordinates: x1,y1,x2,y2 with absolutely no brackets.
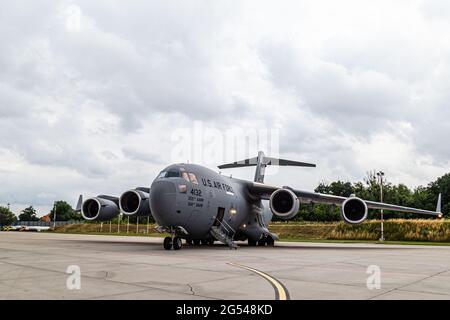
178,184,187,193
229,208,237,216
242,224,246,228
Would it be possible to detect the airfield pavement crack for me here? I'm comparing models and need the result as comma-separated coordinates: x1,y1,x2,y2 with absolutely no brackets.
368,268,450,300
0,245,240,278
187,283,195,295
90,288,161,300
0,259,218,300
393,288,450,297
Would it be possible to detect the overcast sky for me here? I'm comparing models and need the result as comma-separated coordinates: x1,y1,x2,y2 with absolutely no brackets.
1,0,450,216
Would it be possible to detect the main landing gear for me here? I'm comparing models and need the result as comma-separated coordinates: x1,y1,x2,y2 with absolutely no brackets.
248,236,275,247
163,236,182,250
163,236,215,250
186,238,215,246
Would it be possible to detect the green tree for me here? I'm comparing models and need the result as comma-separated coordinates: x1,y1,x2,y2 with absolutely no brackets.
49,201,81,221
282,170,450,222
0,206,17,226
428,173,450,218
18,206,39,221
315,180,354,197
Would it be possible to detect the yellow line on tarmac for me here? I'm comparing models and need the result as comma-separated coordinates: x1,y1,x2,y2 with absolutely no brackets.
228,262,290,300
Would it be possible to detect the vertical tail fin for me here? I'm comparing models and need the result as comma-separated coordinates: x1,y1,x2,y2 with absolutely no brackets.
75,195,83,212
218,151,316,183
254,151,266,183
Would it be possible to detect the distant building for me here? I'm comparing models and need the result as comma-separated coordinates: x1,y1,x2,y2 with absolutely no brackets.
40,214,51,222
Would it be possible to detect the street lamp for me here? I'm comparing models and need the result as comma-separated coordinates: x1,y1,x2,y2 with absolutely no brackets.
376,171,385,241
52,202,57,228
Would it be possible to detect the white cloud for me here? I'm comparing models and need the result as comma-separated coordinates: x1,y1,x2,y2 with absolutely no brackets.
0,0,449,216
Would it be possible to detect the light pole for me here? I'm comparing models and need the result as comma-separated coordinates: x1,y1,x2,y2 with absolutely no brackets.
376,171,385,241
137,216,139,234
52,202,57,228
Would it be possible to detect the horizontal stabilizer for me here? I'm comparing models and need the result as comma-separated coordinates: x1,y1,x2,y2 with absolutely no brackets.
218,157,258,169
218,151,316,183
218,156,316,169
264,157,316,167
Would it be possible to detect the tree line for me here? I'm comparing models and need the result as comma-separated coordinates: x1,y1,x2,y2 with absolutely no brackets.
1,171,449,225
0,200,154,226
284,171,450,222
0,201,82,226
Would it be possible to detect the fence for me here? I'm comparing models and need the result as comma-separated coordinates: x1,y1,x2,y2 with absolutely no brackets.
14,220,84,227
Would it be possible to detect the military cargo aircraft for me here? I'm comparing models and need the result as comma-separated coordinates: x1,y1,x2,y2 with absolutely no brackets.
76,151,443,250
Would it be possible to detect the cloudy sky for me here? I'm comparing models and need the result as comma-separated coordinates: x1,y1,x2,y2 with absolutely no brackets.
1,0,450,216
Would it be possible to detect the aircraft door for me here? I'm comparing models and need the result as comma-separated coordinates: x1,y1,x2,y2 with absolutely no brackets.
213,207,225,227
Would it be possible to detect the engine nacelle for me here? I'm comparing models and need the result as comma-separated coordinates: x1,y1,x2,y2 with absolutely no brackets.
269,188,300,220
119,189,151,216
341,197,368,224
81,197,119,221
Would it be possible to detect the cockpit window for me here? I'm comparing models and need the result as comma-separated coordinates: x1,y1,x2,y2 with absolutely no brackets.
188,173,199,184
157,171,166,179
157,170,181,179
182,172,190,182
166,171,181,178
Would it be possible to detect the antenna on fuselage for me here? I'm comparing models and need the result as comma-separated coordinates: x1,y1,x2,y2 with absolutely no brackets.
217,151,316,183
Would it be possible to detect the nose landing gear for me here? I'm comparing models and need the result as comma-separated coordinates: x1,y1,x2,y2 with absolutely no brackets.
163,236,173,250
163,236,182,250
248,235,275,247
266,236,275,246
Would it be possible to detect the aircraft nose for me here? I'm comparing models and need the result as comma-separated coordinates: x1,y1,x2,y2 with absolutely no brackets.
149,180,177,225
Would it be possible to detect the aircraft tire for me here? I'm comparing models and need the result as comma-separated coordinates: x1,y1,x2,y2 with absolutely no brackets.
257,238,267,246
173,237,182,250
266,237,275,246
193,239,201,246
208,239,215,245
248,239,257,246
163,237,173,250
200,239,208,245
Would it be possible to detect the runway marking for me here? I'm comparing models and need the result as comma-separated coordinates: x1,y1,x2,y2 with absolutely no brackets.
228,262,290,300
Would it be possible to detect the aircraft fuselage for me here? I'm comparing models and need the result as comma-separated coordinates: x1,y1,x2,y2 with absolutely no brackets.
149,163,273,242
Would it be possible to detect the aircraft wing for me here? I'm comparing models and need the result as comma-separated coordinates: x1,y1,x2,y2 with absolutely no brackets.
246,181,443,217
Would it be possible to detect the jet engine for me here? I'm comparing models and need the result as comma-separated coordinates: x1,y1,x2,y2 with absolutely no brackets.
119,189,151,216
341,197,368,224
269,188,300,219
81,197,119,221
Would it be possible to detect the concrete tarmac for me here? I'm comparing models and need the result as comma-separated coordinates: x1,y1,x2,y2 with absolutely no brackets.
1,232,450,300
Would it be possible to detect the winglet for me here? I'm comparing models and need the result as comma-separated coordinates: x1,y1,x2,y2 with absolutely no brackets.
76,195,83,212
436,193,443,218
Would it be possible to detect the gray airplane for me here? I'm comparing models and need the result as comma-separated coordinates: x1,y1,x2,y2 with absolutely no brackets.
76,151,443,250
